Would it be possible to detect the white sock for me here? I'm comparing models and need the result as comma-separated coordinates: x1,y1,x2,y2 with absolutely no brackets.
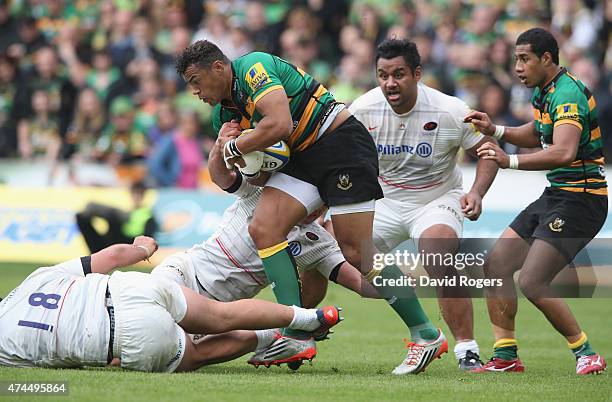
454,339,479,360
254,329,278,351
288,306,319,331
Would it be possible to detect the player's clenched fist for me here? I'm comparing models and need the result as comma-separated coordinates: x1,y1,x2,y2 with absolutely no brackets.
133,236,158,260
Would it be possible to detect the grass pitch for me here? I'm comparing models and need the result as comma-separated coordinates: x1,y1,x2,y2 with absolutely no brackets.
0,263,610,402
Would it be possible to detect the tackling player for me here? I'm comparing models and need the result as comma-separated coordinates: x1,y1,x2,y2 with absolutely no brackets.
349,38,499,371
466,28,607,375
152,136,379,367
176,41,446,374
0,236,342,372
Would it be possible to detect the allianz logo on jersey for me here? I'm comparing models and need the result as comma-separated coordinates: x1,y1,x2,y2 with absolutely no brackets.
377,142,432,158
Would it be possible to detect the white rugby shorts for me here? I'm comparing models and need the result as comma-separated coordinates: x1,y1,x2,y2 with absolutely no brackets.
107,271,188,372
373,189,464,252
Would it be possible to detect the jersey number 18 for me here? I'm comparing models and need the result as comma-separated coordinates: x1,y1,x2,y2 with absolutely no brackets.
17,293,61,332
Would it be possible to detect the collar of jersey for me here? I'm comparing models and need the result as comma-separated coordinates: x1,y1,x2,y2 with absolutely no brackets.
225,63,251,120
540,67,566,96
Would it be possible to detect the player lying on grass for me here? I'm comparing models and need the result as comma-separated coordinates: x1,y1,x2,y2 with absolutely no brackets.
0,236,342,372
152,135,381,369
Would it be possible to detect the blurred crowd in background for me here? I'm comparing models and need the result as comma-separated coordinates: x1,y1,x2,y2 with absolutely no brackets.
0,0,610,188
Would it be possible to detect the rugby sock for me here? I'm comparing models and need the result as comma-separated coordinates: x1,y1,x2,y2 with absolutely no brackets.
254,329,278,351
454,339,480,360
258,242,308,338
288,306,321,332
568,332,595,358
493,338,518,360
370,264,438,341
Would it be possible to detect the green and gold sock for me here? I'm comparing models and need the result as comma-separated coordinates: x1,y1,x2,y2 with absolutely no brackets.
493,338,518,360
258,241,307,338
568,332,595,358
369,265,438,341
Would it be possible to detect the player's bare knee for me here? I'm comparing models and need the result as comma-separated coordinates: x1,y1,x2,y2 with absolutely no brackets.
517,272,542,299
248,219,272,249
340,245,362,269
483,253,510,279
248,218,283,249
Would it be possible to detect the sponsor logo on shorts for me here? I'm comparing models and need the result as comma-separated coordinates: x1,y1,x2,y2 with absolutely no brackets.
549,217,565,232
166,335,183,369
305,232,319,241
437,204,463,222
416,142,432,157
168,265,185,280
288,241,302,256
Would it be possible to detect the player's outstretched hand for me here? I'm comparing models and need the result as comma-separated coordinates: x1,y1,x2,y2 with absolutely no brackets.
133,236,159,260
464,110,495,136
476,141,509,168
460,191,482,221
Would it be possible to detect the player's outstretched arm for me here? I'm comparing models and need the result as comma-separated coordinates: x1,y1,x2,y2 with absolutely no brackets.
335,262,381,299
464,110,540,148
476,124,581,170
90,236,158,274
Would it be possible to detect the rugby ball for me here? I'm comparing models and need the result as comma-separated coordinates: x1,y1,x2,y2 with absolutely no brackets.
238,129,290,172
236,150,263,176
261,141,290,172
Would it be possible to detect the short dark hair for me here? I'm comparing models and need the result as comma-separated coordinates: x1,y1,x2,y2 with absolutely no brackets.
375,38,421,73
516,28,559,65
175,40,230,77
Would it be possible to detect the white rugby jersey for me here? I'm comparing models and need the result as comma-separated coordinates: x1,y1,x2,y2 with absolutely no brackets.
0,258,109,368
349,84,483,204
188,176,345,302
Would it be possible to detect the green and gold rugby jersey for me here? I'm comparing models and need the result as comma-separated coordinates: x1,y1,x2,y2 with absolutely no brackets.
532,67,607,196
212,52,337,152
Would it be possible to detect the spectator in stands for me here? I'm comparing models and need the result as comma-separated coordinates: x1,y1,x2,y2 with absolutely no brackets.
488,37,515,91
571,57,612,157
85,48,121,101
477,82,525,155
0,0,19,54
147,99,178,147
0,53,21,156
17,89,61,161
16,46,76,140
244,0,279,53
148,110,204,189
551,0,598,53
76,180,158,253
64,87,106,168
8,17,47,69
93,96,147,166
